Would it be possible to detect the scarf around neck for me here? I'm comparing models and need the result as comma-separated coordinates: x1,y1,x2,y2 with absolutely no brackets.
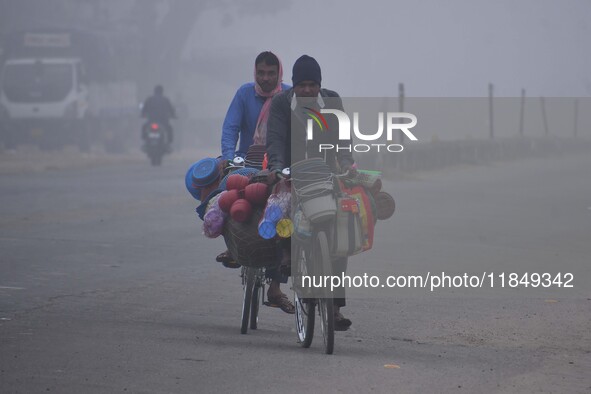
253,54,283,145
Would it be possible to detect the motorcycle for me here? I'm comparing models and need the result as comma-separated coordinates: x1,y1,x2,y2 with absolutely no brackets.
143,121,169,166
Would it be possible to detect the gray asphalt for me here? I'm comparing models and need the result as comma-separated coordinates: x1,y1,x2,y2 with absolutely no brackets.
1,151,590,393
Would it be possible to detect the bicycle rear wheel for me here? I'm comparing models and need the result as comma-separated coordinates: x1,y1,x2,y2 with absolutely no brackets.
314,230,334,354
241,267,256,334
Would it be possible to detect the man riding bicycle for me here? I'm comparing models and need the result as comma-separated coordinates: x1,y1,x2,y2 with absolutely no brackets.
219,51,294,314
266,55,355,330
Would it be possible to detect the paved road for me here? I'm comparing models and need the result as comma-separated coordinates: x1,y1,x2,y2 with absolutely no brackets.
0,152,590,393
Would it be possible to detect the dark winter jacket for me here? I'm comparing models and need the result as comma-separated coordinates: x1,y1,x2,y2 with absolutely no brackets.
142,94,176,123
266,88,354,172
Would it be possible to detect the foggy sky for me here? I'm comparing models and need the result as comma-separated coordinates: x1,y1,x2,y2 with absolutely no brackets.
186,0,591,98
3,0,588,139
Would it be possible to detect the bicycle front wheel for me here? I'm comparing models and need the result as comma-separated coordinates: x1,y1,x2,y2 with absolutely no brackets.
293,242,315,347
295,292,315,347
314,230,334,354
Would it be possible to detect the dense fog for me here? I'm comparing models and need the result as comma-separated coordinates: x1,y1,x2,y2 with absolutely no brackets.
1,0,589,151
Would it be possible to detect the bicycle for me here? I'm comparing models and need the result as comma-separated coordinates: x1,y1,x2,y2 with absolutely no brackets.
293,223,335,354
240,265,266,334
291,163,352,354
228,163,351,348
223,207,280,335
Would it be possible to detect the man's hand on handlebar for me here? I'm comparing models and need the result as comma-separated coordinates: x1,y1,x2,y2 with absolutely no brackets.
340,164,357,178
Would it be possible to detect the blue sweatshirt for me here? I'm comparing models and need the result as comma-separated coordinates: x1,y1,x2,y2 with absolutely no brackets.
221,82,291,160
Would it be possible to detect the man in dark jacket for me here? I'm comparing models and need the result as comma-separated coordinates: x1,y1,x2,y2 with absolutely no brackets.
141,85,176,144
266,55,354,331
266,56,354,173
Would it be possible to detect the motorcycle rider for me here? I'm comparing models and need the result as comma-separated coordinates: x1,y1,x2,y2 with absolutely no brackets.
141,85,176,146
266,55,355,330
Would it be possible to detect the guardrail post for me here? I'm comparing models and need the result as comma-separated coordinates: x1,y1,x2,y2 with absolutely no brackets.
519,89,525,137
541,97,549,137
573,98,579,138
398,83,405,145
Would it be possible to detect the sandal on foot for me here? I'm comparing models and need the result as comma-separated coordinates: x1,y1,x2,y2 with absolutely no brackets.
216,250,232,263
265,293,295,314
216,251,240,269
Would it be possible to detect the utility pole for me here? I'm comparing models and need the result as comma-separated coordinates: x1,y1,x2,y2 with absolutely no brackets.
489,83,494,139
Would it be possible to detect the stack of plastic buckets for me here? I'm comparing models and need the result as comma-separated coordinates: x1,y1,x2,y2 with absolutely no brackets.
185,158,222,201
291,158,336,223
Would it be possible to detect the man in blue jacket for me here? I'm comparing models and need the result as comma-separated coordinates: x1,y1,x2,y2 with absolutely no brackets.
221,51,290,160
218,52,294,314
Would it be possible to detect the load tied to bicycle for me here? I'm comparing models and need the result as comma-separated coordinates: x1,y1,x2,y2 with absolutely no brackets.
186,153,395,355
185,54,395,354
